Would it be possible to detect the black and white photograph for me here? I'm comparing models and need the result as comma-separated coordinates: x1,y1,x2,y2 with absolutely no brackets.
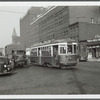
0,1,100,98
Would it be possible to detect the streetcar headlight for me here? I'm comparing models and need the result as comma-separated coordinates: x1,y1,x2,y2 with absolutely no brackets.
4,65,7,67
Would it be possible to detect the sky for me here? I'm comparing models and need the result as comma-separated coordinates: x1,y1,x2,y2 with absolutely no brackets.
0,2,99,48
0,5,30,48
0,2,51,48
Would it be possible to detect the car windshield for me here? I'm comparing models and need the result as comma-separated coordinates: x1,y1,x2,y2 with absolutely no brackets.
0,58,6,63
14,50,24,55
17,51,24,55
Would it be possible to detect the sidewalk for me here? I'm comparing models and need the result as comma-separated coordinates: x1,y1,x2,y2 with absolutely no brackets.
87,58,100,62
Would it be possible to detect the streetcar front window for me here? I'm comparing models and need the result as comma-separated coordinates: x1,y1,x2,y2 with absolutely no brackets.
67,44,77,54
67,45,72,54
60,46,66,54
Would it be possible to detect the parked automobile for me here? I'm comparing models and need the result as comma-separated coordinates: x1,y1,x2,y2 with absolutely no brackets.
0,56,14,75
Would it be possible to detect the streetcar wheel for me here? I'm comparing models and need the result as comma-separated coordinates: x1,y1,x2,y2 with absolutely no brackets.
47,63,52,68
42,63,47,67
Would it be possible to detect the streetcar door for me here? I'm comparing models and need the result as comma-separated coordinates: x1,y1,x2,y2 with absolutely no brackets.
38,48,41,64
53,45,59,66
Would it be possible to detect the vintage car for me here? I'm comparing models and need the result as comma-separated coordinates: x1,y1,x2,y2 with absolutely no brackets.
12,49,30,68
0,56,14,75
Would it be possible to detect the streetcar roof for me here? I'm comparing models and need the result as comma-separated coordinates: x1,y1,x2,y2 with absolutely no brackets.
30,39,77,48
12,49,25,51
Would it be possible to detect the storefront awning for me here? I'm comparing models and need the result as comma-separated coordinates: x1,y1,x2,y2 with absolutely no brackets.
87,41,100,46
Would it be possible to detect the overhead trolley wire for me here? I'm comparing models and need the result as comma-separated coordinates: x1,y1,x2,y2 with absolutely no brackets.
0,9,26,14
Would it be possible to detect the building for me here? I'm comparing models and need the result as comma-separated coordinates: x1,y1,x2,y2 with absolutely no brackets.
69,22,100,41
20,6,100,59
5,28,24,57
29,6,100,45
20,6,48,48
12,28,20,44
69,6,100,25
0,48,5,56
69,22,100,59
30,6,69,44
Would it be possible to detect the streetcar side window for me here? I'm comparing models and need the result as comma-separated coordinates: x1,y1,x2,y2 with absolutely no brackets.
67,45,72,54
41,46,51,57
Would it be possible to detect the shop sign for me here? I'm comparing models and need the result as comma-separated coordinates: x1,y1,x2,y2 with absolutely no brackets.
87,39,97,42
87,38,100,42
87,35,100,42
92,39,98,42
95,35,100,38
87,40,93,42
96,45,99,48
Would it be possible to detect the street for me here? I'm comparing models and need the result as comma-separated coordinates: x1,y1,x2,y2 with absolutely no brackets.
0,61,100,94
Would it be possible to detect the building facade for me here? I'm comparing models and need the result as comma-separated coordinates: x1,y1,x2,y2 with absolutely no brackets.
69,6,100,25
0,48,5,56
69,22,100,41
20,7,47,48
20,6,100,59
69,22,100,59
12,28,20,44
5,28,24,57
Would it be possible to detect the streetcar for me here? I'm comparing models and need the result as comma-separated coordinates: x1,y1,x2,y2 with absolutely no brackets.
30,39,78,68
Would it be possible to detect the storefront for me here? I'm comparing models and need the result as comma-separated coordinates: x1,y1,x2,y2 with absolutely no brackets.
87,38,100,59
